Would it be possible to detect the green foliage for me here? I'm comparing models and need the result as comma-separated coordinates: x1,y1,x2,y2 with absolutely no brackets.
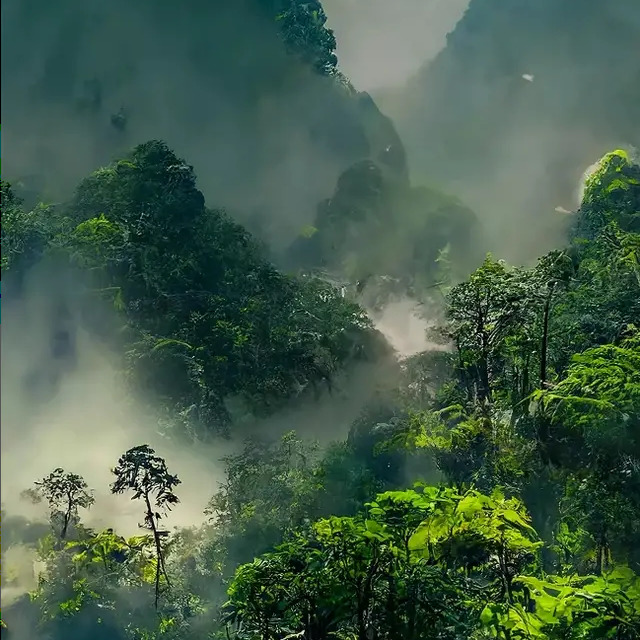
530,331,640,571
384,409,534,493
224,485,640,640
445,255,545,404
554,223,640,359
577,150,640,239
31,526,171,639
533,330,640,459
205,432,321,570
482,568,640,639
111,445,181,521
401,487,541,603
204,430,393,577
223,486,489,640
275,0,338,74
0,181,57,275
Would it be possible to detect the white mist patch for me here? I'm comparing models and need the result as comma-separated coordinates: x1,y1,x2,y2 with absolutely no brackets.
1,545,41,606
323,0,470,90
1,330,226,535
575,160,602,206
369,298,438,358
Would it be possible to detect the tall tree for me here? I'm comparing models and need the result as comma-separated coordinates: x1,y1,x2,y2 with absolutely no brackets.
111,445,181,608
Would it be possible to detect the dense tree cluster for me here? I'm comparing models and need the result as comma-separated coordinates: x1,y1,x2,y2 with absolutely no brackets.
2,141,391,436
2,1,640,637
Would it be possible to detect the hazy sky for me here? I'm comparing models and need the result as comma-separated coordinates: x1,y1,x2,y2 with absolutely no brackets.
323,0,470,89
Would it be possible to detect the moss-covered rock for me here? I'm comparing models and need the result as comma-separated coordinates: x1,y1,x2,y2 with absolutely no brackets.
576,150,640,239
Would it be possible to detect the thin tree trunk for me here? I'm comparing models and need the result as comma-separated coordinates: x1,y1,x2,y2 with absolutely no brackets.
539,283,555,386
61,491,74,541
144,491,165,609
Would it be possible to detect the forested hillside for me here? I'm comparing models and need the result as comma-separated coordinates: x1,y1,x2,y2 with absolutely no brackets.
2,141,394,436
2,1,640,640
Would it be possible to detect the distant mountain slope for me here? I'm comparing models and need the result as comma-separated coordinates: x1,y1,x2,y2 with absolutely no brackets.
1,0,406,248
387,0,640,261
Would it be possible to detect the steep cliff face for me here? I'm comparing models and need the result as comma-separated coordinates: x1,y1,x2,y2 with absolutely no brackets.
389,0,640,260
1,0,406,247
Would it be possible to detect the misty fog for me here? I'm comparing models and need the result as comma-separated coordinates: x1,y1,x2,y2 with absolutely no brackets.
2,1,640,637
323,0,470,89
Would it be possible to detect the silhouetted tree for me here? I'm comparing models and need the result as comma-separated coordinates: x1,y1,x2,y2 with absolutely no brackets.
22,468,94,541
110,445,181,608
